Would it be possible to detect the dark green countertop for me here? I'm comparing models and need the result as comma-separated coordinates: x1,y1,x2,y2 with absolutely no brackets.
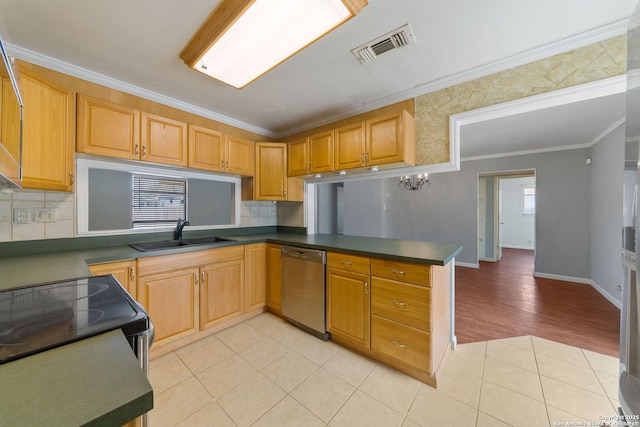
0,232,461,290
0,329,153,426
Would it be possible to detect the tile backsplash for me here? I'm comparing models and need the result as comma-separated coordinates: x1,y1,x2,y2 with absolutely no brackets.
0,190,305,242
0,189,75,242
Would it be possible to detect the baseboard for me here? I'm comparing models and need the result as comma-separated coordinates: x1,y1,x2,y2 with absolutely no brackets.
501,245,535,250
456,261,479,269
533,271,621,309
589,279,622,309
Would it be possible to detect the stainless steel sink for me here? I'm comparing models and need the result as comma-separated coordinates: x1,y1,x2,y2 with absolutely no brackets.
129,236,233,252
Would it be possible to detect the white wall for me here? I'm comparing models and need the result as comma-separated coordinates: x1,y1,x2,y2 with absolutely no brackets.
500,176,535,250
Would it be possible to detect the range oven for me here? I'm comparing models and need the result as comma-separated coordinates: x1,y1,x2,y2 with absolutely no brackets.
0,274,154,373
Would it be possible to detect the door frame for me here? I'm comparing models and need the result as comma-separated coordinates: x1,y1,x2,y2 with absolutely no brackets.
478,169,536,263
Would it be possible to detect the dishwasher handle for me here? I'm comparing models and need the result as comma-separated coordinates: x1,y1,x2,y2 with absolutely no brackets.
281,245,326,264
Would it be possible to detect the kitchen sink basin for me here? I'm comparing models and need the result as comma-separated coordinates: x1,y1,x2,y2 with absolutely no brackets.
129,236,234,252
181,236,233,245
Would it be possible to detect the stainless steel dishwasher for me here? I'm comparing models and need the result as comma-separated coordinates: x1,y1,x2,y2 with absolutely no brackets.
281,245,329,340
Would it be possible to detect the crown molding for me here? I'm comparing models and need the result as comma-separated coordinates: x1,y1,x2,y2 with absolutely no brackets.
6,43,278,139
278,18,630,138
6,17,628,141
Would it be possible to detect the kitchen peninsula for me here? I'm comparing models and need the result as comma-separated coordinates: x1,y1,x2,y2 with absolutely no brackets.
0,229,461,387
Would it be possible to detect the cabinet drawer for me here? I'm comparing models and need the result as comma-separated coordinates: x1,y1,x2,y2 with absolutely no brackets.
371,315,431,373
327,252,370,274
371,277,430,331
371,258,430,287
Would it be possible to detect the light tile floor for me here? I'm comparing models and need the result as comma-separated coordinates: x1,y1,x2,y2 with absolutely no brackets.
147,313,621,427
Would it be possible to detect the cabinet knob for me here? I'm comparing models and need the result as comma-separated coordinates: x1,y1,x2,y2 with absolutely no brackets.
142,145,147,157
364,281,369,295
69,172,75,186
391,340,407,349
130,267,136,281
341,260,353,266
135,144,139,156
391,269,406,276
391,299,407,307
201,271,206,283
365,152,369,163
195,272,199,285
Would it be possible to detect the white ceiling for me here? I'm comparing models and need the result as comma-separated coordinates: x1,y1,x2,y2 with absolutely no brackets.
0,0,636,151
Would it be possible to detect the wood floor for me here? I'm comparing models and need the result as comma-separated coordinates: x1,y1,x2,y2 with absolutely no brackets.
455,248,621,357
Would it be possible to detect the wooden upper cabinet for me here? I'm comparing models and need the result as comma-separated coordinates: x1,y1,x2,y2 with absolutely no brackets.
141,112,188,167
365,109,415,167
188,126,254,176
250,142,288,201
225,135,254,176
288,131,334,176
287,138,308,176
188,124,225,172
20,67,74,192
335,122,366,170
77,94,140,160
309,131,334,173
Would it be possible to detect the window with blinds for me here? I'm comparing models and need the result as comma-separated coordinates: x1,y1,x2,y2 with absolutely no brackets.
133,175,187,228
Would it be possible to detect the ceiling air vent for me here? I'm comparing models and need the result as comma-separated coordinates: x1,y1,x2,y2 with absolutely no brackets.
352,24,415,64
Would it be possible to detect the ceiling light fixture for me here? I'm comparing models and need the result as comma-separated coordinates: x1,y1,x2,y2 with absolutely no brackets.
180,0,368,89
399,174,430,191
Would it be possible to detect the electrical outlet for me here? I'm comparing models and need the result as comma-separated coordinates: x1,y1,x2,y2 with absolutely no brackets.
33,207,57,222
13,208,30,224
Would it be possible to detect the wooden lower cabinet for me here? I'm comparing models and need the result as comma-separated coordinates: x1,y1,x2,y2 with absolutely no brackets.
266,243,283,315
137,267,199,345
245,243,267,311
88,259,137,300
200,258,244,329
135,245,260,349
327,252,451,387
326,267,370,350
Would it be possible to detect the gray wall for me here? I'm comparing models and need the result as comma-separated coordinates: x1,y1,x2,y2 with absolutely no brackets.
342,147,593,279
590,125,624,301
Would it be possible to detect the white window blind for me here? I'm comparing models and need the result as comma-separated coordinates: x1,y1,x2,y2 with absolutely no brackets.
133,175,186,228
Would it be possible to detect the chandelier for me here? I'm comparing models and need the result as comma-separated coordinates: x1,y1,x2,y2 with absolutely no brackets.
399,174,430,191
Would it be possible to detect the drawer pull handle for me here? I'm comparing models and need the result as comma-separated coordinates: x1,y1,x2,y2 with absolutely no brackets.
364,282,369,295
391,340,407,349
391,299,407,307
391,269,406,275
341,261,353,266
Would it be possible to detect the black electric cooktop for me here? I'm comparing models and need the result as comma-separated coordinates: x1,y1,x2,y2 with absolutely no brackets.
0,275,150,365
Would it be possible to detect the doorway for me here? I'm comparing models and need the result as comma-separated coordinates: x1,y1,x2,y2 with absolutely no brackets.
478,170,536,263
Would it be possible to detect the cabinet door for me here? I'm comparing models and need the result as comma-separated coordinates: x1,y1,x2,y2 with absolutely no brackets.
225,135,254,176
141,112,188,167
245,243,267,312
327,267,370,349
266,244,283,314
287,138,308,176
88,260,137,300
309,131,334,173
19,68,74,191
365,110,415,167
200,259,245,329
334,122,365,170
137,268,199,346
254,142,288,200
77,94,140,160
188,124,224,172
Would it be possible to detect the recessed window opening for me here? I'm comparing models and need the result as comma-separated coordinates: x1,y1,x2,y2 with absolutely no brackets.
523,187,536,215
132,175,187,228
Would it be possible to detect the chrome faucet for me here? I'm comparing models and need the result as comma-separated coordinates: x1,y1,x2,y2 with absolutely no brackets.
175,218,190,241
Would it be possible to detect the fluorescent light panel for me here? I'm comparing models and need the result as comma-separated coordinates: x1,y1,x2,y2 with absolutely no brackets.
181,0,367,89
